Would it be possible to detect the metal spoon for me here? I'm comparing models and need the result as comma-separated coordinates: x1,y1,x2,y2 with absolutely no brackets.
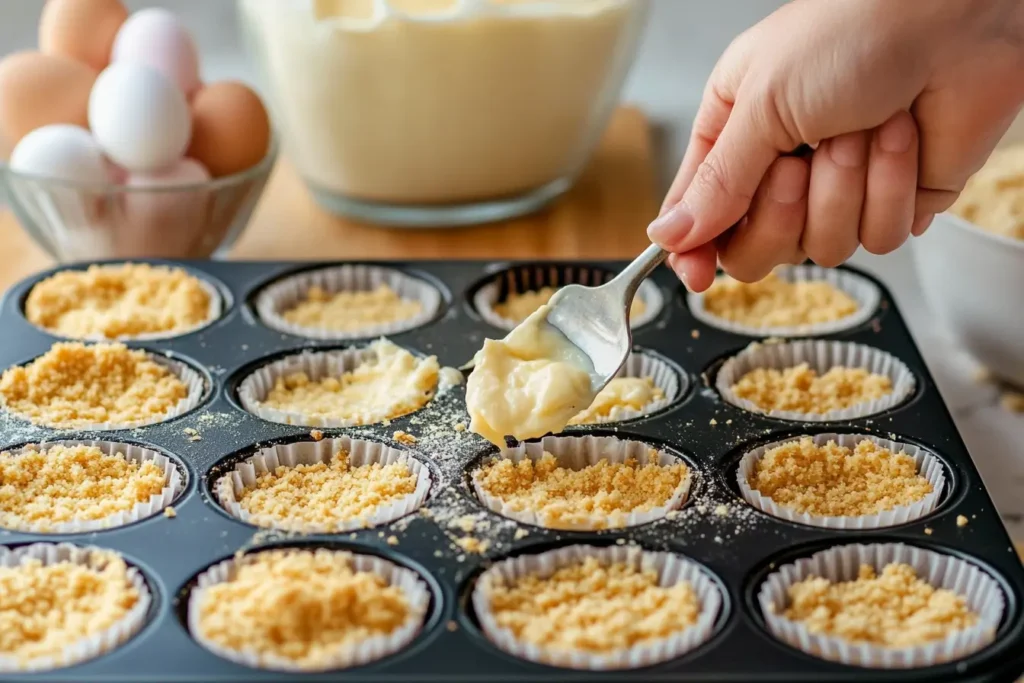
544,244,668,394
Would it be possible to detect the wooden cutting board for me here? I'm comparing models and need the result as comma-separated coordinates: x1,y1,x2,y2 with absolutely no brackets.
0,106,658,290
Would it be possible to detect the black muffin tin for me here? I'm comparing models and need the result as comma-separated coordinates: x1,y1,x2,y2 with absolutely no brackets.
1,259,1022,683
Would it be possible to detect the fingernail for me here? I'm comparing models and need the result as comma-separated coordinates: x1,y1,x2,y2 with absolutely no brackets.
829,134,866,168
878,114,914,153
647,202,694,246
769,162,807,204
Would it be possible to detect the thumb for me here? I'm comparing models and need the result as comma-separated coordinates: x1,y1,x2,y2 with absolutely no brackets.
648,101,780,253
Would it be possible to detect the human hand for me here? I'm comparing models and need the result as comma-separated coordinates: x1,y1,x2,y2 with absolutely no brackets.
648,0,1024,291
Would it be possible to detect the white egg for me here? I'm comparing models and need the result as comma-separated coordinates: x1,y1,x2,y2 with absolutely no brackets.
89,62,191,172
119,158,211,257
112,8,201,96
8,124,109,182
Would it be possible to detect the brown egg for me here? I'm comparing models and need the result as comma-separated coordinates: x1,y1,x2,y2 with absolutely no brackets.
186,82,272,178
39,0,128,71
0,51,97,158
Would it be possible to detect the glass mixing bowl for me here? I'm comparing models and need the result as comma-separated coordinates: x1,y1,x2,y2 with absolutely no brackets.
238,0,648,227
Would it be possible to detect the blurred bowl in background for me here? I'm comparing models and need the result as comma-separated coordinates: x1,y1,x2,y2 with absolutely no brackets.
0,138,277,261
911,210,1024,386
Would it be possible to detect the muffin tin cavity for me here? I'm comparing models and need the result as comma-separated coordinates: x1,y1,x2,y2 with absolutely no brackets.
468,434,692,531
0,440,187,534
209,436,432,533
687,264,881,338
253,264,444,340
0,259,1020,682
469,262,663,330
715,339,916,422
735,433,947,530
234,341,439,428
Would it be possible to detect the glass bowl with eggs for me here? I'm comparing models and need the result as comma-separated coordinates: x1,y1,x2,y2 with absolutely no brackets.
0,2,276,260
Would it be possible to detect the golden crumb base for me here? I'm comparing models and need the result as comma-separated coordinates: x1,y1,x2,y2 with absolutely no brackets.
236,450,417,528
494,287,646,324
281,285,422,332
194,549,412,669
485,556,699,653
0,343,188,428
474,453,687,529
950,144,1024,240
257,341,438,424
568,377,664,425
749,438,933,517
0,445,166,531
703,273,858,328
0,552,141,664
25,263,212,339
731,363,892,414
783,563,978,646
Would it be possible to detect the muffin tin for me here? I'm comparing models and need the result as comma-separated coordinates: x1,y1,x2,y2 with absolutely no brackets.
0,259,1022,682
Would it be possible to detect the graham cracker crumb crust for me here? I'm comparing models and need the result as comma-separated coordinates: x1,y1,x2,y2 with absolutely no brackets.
703,272,858,328
255,340,438,425
494,287,646,324
280,285,422,332
731,363,892,414
473,452,688,529
484,556,699,653
25,263,212,339
782,563,978,646
0,550,141,664
0,342,190,428
568,376,664,425
194,549,419,670
0,444,167,531
233,449,418,529
749,438,933,517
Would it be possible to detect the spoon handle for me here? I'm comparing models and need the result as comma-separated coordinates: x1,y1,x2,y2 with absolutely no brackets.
611,243,669,301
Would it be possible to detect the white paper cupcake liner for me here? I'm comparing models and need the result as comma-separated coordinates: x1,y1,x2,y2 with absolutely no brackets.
0,542,151,673
2,351,206,431
716,340,916,422
473,264,663,331
27,269,224,343
255,265,442,340
237,342,435,427
472,434,691,530
214,436,431,533
688,265,881,337
758,543,1005,668
188,548,430,672
737,433,946,529
0,440,184,533
472,544,722,670
569,349,684,425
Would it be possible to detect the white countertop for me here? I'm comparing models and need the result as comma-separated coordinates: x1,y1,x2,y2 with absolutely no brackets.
3,0,1022,535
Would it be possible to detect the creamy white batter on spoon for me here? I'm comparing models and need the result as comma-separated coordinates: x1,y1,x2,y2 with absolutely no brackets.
466,304,598,447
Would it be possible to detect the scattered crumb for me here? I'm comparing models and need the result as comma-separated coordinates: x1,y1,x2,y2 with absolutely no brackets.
714,505,729,517
453,422,467,432
725,419,732,425
310,429,324,441
455,537,489,554
163,506,176,519
709,418,718,426
183,427,202,442
446,620,458,632
957,515,969,527
924,527,933,535
393,431,417,445
386,535,399,546
781,563,977,646
732,364,892,415
697,505,707,514
713,536,723,543
513,528,529,540
691,329,700,339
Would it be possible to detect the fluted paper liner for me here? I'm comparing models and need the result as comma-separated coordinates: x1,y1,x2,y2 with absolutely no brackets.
27,270,224,342
1,352,206,431
1,440,184,533
214,436,431,532
472,544,722,670
0,543,151,673
188,549,430,672
758,543,1004,668
716,340,915,422
472,434,691,530
569,349,683,425
737,433,945,529
688,265,881,337
255,264,442,340
473,264,663,331
237,343,436,427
